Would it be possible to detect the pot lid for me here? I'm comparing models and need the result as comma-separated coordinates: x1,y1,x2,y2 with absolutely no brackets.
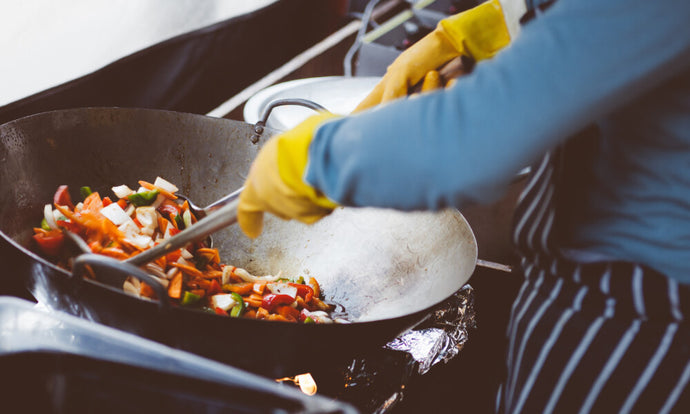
243,76,380,131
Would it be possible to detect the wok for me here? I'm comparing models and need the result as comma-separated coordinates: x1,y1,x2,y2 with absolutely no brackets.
0,107,477,377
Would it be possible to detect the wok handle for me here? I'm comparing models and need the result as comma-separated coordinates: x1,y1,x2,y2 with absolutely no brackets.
250,98,329,143
72,254,170,311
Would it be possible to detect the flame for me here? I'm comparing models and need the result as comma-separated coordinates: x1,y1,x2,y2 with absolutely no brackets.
276,373,317,395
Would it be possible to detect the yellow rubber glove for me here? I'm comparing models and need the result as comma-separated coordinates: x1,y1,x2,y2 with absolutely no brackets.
354,0,511,112
238,113,340,238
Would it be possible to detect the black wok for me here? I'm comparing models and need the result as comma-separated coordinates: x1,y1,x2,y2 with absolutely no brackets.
0,107,477,377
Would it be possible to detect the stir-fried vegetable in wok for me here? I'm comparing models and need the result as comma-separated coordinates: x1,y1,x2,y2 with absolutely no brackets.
33,177,341,324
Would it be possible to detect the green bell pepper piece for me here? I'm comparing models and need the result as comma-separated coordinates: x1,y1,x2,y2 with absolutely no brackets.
174,214,185,230
230,304,243,317
127,190,160,207
229,292,245,317
80,186,93,199
181,291,201,306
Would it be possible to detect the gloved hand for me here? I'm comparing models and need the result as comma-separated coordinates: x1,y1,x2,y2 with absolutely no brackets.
354,0,511,112
238,113,339,238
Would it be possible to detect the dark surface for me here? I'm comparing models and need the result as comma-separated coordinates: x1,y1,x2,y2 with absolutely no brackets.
0,237,35,301
0,352,354,414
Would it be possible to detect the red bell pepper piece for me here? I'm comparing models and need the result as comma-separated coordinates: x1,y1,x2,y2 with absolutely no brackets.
165,249,182,263
289,283,314,303
299,308,311,323
33,230,65,256
262,294,295,312
215,307,229,316
56,220,81,234
53,185,74,209
157,202,180,219
207,279,222,296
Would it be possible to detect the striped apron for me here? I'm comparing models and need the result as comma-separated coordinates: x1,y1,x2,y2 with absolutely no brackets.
497,143,690,413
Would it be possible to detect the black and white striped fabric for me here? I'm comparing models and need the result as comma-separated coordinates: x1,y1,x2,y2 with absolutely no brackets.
498,149,690,413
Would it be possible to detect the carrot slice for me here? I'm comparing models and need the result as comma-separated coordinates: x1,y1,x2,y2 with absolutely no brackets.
154,255,166,270
138,180,177,200
99,247,130,260
157,216,168,234
190,289,206,298
244,296,263,308
196,248,220,264
140,282,157,299
170,262,204,278
256,307,270,319
117,198,128,209
309,297,333,312
252,281,267,295
276,305,300,321
188,278,211,290
165,249,182,263
202,270,223,279
267,314,293,322
82,192,103,213
168,271,182,299
223,282,253,295
309,277,321,299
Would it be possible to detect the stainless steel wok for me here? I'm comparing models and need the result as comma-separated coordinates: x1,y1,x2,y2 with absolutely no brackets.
0,107,477,376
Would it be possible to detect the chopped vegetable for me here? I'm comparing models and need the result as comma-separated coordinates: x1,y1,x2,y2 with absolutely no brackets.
80,186,93,199
32,178,339,324
112,185,134,199
168,271,183,299
153,176,178,193
210,293,237,311
261,293,295,312
127,190,160,207
43,204,57,230
230,304,244,317
181,290,201,306
82,192,103,213
230,292,245,309
100,203,131,226
32,230,64,256
53,185,74,209
230,292,245,318
182,209,192,229
174,214,185,230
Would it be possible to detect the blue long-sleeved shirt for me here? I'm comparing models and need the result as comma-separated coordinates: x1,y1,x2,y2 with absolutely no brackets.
305,0,690,283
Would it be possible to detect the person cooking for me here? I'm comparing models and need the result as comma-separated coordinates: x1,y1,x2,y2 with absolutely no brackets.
237,0,690,412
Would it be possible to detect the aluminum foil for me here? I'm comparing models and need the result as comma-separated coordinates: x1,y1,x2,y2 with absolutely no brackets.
338,284,476,413
385,284,476,374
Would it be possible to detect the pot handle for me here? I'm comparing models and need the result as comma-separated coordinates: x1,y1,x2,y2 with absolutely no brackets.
71,254,170,311
250,98,328,144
